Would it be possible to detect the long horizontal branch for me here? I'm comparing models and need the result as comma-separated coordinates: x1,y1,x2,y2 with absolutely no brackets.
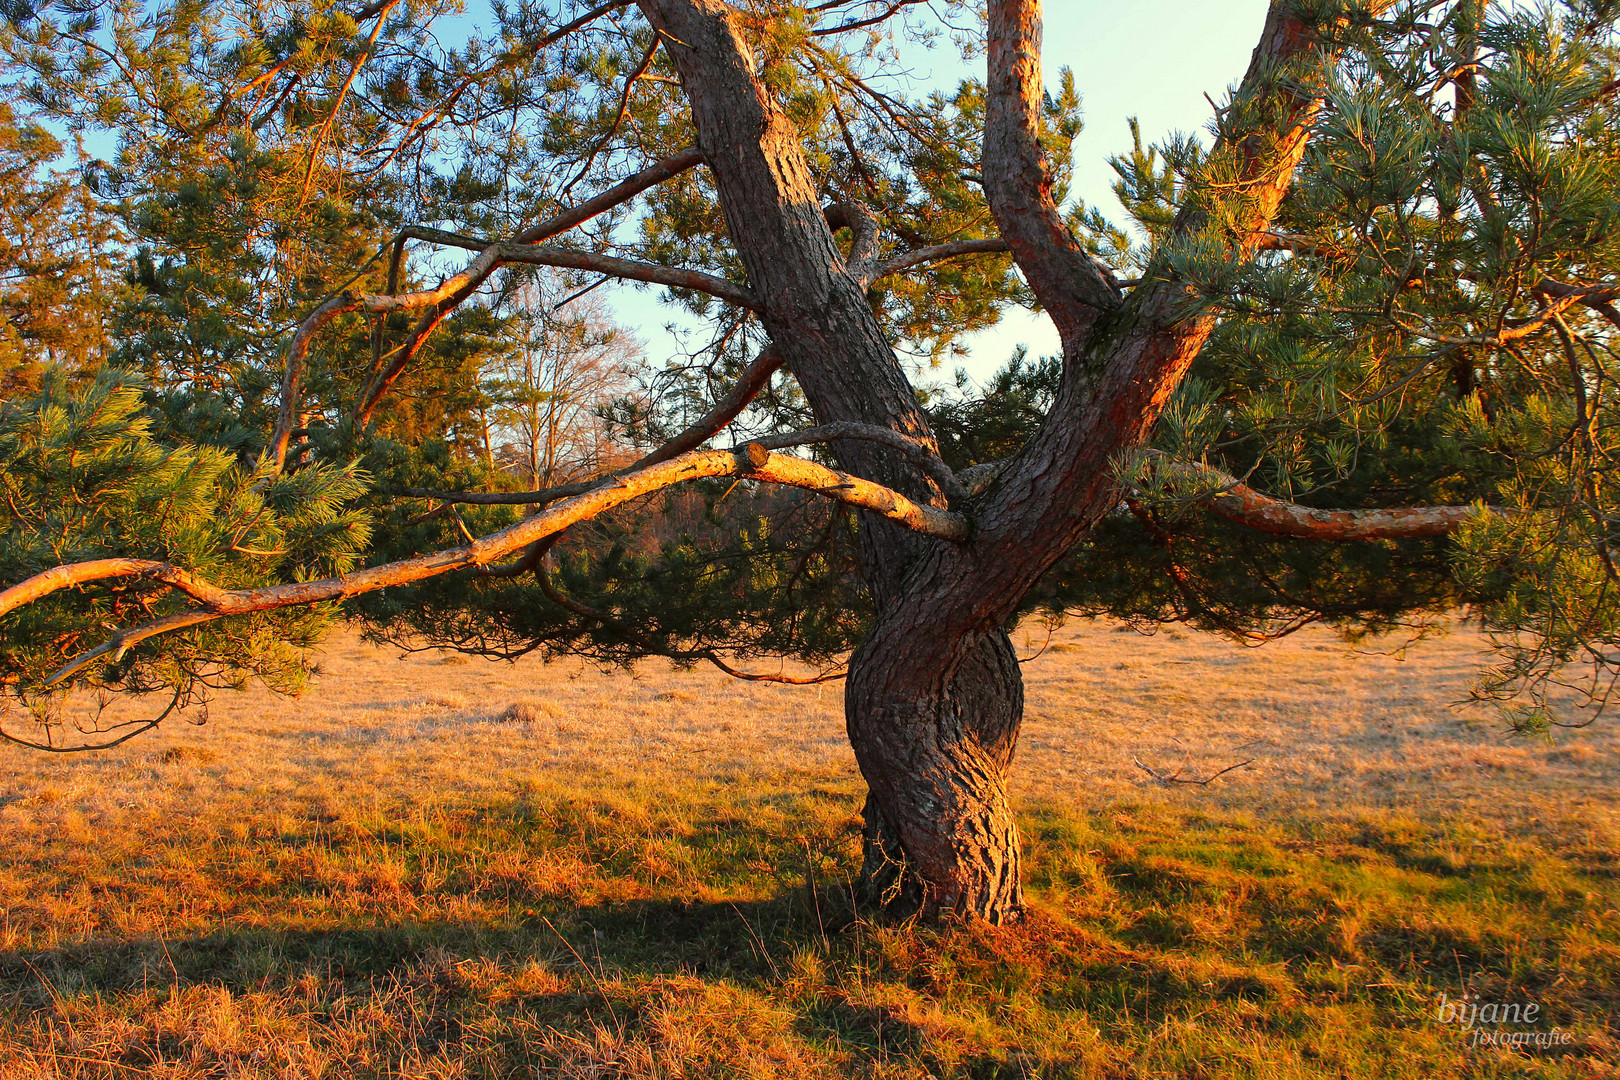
962,454,1499,542
356,242,759,421
392,418,965,509
0,559,234,618
5,445,968,687
1203,485,1489,540
277,242,758,465
866,238,1011,281
750,422,967,501
361,242,757,317
1160,457,1498,541
368,148,707,378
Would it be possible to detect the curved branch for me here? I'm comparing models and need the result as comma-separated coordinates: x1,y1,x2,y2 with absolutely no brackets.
391,415,966,509
1202,485,1491,541
390,343,787,510
368,149,707,374
867,237,1011,282
633,344,784,467
1152,456,1503,541
826,201,881,278
983,0,1122,349
515,147,707,245
6,445,968,686
0,559,234,618
286,240,757,456
751,422,967,502
270,294,360,470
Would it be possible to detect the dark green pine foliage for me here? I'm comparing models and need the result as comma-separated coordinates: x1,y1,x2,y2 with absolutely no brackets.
0,370,370,747
2,1,1620,735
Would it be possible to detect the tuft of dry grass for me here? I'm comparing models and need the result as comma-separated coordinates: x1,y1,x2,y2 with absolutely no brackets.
0,619,1617,1077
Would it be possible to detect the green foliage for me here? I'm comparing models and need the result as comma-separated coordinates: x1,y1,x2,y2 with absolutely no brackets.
0,370,371,746
3,0,1620,733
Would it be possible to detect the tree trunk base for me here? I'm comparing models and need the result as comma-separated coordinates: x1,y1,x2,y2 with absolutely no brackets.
849,628,1027,925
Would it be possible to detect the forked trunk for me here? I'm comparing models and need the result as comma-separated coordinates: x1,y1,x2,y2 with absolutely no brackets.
848,624,1026,923
635,0,1336,925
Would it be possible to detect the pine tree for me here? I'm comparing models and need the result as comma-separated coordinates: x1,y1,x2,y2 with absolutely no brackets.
3,0,1620,922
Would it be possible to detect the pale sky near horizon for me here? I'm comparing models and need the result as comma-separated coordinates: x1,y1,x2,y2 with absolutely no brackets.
609,1,1273,384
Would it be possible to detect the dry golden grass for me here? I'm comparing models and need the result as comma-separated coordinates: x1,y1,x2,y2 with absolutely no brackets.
0,618,1616,1078
6,618,1614,847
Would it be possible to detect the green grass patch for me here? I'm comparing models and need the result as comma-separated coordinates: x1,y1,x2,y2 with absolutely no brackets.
1,780,1616,1077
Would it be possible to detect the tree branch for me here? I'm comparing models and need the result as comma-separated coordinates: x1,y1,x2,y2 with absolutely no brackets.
809,0,928,36
389,342,787,509
0,559,234,618
0,686,185,753
865,237,1010,283
964,454,1498,541
750,423,967,502
5,445,968,687
514,147,706,245
271,294,361,470
1150,456,1501,541
1203,486,1489,541
281,239,755,461
826,201,881,279
368,149,706,375
983,0,1122,350
633,345,785,467
393,416,966,510
362,0,635,175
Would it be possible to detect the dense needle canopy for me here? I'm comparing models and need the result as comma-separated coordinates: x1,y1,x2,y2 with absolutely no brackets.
1,0,1618,748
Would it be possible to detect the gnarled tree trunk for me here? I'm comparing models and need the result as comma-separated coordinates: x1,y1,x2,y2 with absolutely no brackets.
850,627,1025,922
635,0,1349,924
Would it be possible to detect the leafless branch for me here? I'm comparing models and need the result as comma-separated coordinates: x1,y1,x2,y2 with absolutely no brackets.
1134,739,1255,786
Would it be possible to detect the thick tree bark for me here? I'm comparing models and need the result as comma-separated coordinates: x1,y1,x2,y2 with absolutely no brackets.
850,627,1026,922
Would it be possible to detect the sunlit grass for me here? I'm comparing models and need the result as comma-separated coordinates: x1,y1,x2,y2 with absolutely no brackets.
2,785,1616,1077
1,620,1617,1076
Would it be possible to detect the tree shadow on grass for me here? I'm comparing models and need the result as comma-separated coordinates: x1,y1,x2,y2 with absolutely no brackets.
5,801,1620,1075
0,893,963,1075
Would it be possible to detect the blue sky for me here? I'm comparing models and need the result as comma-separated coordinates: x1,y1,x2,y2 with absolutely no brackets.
607,1,1273,383
50,1,1274,384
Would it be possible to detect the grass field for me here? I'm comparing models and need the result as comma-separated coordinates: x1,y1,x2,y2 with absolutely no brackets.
0,618,1616,1077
